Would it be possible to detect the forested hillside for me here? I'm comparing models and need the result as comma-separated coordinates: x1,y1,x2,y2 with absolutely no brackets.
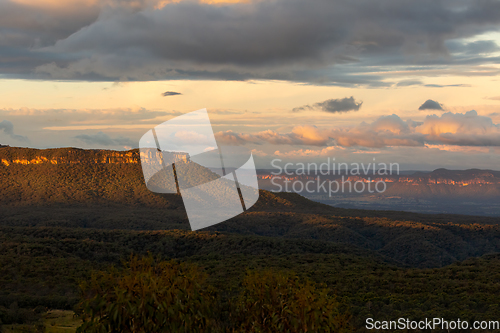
2,147,500,268
1,147,500,332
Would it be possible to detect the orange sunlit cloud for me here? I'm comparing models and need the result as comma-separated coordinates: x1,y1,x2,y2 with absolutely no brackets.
424,145,492,154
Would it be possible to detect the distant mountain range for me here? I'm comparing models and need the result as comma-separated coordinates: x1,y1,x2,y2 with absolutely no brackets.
373,168,500,200
258,168,500,195
256,167,500,216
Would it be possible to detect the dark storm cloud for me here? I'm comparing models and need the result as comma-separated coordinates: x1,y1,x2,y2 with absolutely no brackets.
0,0,102,78
162,91,182,97
419,100,444,111
0,120,29,143
2,0,500,83
74,131,135,147
293,97,363,113
0,2,99,48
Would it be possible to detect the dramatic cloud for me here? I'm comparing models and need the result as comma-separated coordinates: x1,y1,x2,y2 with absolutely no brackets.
0,0,101,76
215,111,500,148
1,0,500,83
293,97,363,113
330,115,424,148
0,120,29,143
162,91,182,97
215,125,331,146
74,131,135,147
416,110,500,146
419,99,444,111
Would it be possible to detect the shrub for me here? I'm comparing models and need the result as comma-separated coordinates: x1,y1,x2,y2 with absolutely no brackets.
76,255,214,333
233,269,351,333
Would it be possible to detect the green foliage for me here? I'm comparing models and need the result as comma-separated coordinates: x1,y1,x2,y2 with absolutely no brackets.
76,255,214,333
234,269,351,333
4,225,500,331
74,257,351,333
3,225,500,332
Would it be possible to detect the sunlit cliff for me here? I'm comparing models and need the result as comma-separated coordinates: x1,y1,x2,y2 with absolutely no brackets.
0,147,188,166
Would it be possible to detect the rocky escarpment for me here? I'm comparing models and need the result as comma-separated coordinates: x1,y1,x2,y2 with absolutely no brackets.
0,147,139,165
0,147,188,166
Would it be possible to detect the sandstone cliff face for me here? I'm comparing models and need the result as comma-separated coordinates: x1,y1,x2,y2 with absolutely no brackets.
0,147,140,166
0,147,188,166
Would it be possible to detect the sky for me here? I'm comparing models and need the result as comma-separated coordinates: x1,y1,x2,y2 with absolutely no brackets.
1,0,500,170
